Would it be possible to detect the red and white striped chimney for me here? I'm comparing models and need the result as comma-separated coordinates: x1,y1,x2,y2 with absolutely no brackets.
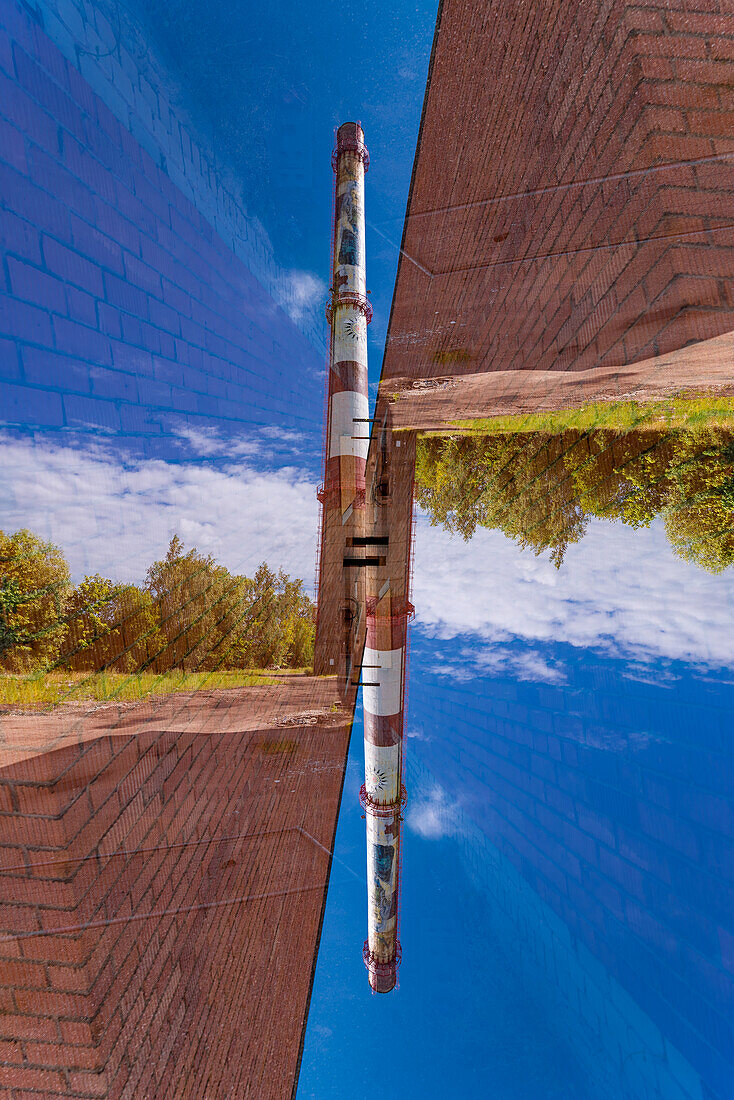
324,122,371,518
361,595,409,993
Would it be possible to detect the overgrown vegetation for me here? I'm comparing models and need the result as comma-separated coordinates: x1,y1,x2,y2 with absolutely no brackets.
415,427,734,572
0,669,277,708
0,532,315,704
448,394,734,436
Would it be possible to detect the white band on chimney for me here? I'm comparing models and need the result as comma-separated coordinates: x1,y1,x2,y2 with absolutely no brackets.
328,390,369,459
362,646,403,717
333,309,368,367
364,742,400,800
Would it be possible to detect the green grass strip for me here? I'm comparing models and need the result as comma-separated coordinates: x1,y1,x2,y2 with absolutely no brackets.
446,395,734,437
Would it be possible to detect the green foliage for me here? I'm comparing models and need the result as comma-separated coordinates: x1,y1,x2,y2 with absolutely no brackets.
145,536,238,672
0,529,71,671
0,669,276,709
63,575,158,673
240,563,315,670
143,537,315,672
662,438,734,573
0,530,315,680
415,433,586,566
449,393,734,436
415,427,734,573
0,577,23,653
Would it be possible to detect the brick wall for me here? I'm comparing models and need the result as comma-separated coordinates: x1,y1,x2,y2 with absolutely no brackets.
383,0,734,381
408,652,733,1099
30,0,323,351
0,681,351,1098
0,1,345,1094
407,751,707,1100
0,0,323,454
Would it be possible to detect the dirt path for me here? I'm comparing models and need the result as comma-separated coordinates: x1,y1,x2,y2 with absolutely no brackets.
387,329,734,432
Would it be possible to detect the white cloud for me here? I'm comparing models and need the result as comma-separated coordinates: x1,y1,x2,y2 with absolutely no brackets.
413,512,734,669
276,269,327,326
172,424,262,459
407,785,462,841
258,425,304,445
406,724,431,741
172,422,308,461
431,645,566,685
0,434,319,588
477,647,566,684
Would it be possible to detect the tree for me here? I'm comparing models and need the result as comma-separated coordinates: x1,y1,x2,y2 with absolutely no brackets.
63,575,158,672
232,563,315,670
663,435,734,573
0,529,316,675
0,529,71,671
145,536,234,672
415,433,586,566
415,427,734,573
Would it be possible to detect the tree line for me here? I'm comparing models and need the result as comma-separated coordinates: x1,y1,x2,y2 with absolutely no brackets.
415,426,734,572
0,532,315,674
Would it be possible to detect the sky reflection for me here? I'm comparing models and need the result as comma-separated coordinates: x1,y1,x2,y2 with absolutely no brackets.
1,0,733,1096
300,709,593,1100
302,416,734,1097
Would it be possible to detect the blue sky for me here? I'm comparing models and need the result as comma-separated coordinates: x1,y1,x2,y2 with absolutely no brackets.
298,702,594,1100
2,2,733,1094
137,0,439,366
1,0,439,587
299,519,734,1098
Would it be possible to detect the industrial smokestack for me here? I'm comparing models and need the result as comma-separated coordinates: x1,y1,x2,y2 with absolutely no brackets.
361,593,408,993
325,121,371,518
313,122,372,681
315,122,406,992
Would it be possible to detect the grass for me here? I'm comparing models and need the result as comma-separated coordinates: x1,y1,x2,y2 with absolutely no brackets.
444,394,734,436
0,669,279,709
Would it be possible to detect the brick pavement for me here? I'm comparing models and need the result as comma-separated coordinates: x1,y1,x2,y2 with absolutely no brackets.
389,327,734,431
0,677,351,1098
383,0,734,388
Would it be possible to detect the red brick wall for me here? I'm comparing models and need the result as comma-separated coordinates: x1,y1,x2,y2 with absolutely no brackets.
383,0,734,381
0,682,350,1098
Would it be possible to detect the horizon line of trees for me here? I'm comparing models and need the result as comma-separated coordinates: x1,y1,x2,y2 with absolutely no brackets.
0,532,315,675
415,426,734,573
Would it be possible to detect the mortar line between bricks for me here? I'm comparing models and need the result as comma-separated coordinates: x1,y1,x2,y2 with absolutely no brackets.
404,149,734,219
78,711,253,943
427,219,734,278
0,827,298,875
0,883,327,942
84,721,312,990
137,738,280,1093
246,743,327,1099
370,216,734,283
79,730,248,1073
148,743,292,1086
